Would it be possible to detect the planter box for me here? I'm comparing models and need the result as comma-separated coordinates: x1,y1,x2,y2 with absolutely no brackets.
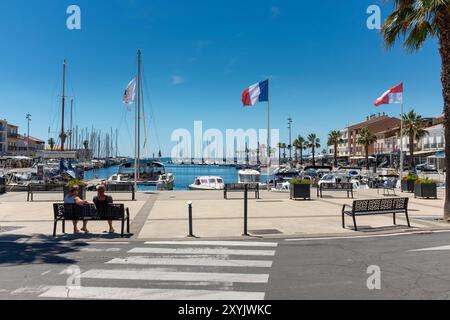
63,186,87,201
290,184,311,200
414,183,437,199
401,180,415,193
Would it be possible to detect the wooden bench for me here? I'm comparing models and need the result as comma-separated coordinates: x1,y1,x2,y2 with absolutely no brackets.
342,198,410,231
104,184,136,201
318,183,353,198
27,184,65,202
224,183,260,199
53,203,130,237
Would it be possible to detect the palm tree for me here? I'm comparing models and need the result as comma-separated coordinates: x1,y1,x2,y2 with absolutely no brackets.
48,138,55,151
294,135,306,164
277,142,283,163
307,134,321,166
327,130,344,168
358,127,377,171
83,140,89,150
281,143,287,162
381,0,450,220
403,110,428,170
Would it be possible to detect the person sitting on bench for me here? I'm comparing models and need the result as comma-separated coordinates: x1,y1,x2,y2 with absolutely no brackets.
64,186,88,234
93,185,115,234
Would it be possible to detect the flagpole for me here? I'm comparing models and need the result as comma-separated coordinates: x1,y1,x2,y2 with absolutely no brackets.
267,79,271,190
400,102,404,177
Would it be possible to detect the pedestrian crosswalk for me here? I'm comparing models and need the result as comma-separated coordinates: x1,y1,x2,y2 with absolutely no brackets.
38,240,278,300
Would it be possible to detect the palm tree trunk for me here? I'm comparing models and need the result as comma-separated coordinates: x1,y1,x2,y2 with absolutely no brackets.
334,142,338,168
312,146,315,166
409,133,414,171
365,145,369,171
438,8,450,221
300,148,303,165
278,147,281,164
295,147,298,162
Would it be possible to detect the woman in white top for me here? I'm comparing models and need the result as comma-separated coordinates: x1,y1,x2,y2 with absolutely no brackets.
64,186,88,234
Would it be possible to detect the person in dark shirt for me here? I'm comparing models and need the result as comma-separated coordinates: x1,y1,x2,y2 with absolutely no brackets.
93,185,115,233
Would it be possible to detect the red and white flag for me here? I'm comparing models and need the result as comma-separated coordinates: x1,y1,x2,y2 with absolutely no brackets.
374,83,403,106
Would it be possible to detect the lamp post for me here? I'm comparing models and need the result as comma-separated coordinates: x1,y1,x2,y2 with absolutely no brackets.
288,117,293,161
26,113,31,157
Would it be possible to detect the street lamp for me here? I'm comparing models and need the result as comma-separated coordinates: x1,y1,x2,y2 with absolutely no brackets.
26,113,31,157
288,116,293,161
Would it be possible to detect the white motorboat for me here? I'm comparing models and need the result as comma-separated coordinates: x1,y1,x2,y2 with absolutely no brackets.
189,176,225,190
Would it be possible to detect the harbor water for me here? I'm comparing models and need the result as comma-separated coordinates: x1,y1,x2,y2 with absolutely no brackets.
84,162,269,191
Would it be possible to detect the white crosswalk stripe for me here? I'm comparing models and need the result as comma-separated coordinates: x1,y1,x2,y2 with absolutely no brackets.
40,286,265,300
129,247,276,256
144,241,278,247
107,256,273,268
39,240,278,300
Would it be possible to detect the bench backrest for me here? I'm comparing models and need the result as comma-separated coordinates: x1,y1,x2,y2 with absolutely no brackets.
53,203,125,220
30,184,65,192
105,184,134,192
352,198,408,214
321,183,353,190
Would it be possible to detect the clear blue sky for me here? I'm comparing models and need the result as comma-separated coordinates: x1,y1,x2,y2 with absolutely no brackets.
0,0,444,157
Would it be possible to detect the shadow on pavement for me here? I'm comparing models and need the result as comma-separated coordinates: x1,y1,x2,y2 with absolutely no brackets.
0,234,89,266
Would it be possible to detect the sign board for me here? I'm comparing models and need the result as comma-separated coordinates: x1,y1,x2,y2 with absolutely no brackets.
38,151,77,160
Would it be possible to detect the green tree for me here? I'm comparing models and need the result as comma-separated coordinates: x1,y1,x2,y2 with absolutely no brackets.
83,140,89,150
277,142,283,164
403,110,429,170
307,134,321,166
327,130,344,168
381,0,450,220
293,135,306,164
358,127,377,171
47,138,55,151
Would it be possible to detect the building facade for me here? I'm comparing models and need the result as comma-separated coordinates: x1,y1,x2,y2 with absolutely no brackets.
0,120,7,155
0,120,45,157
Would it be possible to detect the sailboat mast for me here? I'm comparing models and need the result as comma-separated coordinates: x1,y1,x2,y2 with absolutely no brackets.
134,49,142,189
69,98,74,150
61,60,67,151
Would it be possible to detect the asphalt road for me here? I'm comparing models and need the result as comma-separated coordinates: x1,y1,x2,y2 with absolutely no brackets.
1,232,450,300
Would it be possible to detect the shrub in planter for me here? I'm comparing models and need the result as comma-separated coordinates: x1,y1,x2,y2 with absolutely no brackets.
401,174,418,193
414,177,437,199
64,179,87,200
289,179,312,200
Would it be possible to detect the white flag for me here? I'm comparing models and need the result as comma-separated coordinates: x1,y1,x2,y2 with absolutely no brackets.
123,78,136,110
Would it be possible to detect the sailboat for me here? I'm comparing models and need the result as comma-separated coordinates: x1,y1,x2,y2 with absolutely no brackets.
107,49,174,190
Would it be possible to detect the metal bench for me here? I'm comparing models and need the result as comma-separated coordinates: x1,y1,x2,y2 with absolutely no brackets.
104,184,136,201
53,203,130,237
342,198,410,231
318,183,353,198
27,184,65,202
224,183,260,199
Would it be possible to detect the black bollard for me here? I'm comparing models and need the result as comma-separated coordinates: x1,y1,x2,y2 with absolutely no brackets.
187,201,195,238
243,185,249,236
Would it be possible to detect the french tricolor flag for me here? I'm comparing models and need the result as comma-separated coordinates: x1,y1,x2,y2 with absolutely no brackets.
374,83,403,106
242,80,269,107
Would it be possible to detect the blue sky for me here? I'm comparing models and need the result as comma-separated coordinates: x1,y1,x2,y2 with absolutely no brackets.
0,0,444,157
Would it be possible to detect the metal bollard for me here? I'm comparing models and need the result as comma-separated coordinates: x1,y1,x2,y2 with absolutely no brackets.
187,201,195,238
243,185,249,236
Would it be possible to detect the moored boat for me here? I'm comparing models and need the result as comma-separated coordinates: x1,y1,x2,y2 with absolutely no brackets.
189,176,225,190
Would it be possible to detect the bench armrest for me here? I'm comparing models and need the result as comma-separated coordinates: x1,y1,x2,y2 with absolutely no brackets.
342,204,353,212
